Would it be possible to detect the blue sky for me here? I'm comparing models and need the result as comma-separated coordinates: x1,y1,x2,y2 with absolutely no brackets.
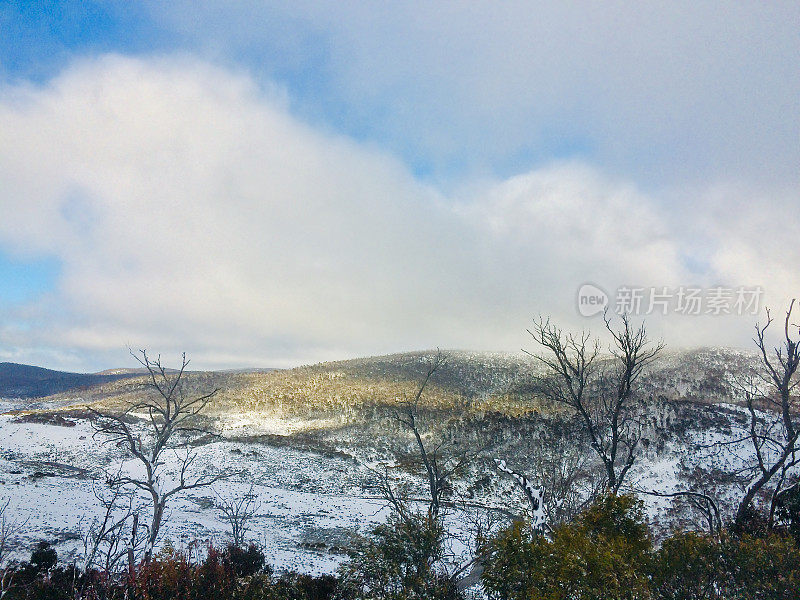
0,250,58,306
1,2,167,80
0,2,798,371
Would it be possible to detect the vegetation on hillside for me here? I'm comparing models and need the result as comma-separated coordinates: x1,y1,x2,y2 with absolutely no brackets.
2,494,798,599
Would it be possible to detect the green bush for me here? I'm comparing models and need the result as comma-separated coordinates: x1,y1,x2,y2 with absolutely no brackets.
775,483,800,543
338,513,462,600
484,494,800,600
483,495,653,600
718,531,800,600
222,543,268,578
652,531,721,600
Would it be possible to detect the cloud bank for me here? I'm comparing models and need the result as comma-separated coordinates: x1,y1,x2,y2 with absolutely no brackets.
149,1,800,188
0,55,797,370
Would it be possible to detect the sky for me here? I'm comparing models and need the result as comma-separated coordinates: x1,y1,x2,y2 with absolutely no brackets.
0,1,798,372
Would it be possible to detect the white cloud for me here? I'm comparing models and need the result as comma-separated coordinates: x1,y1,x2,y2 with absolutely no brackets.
148,1,800,188
0,55,796,370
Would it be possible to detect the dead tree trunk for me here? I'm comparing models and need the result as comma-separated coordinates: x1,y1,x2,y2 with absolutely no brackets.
393,351,450,519
91,350,226,563
528,313,662,495
735,300,800,525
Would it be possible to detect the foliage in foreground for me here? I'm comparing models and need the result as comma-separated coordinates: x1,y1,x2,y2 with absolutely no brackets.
337,513,461,600
0,542,337,600
482,494,800,600
4,496,800,600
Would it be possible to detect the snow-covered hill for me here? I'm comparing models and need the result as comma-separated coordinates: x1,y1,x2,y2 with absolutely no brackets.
0,347,785,573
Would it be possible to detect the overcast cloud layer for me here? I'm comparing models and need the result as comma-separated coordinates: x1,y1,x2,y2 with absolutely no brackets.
0,4,798,371
148,1,800,188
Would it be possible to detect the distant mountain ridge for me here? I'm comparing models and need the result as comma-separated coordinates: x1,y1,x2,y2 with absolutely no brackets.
3,347,760,411
0,362,139,399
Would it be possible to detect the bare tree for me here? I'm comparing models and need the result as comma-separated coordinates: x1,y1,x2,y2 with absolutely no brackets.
374,465,414,524
75,480,149,598
391,351,478,519
216,484,260,547
528,313,663,494
634,488,722,538
0,499,26,599
451,504,507,594
495,424,603,531
91,350,225,562
734,300,800,525
494,460,545,529
369,352,508,595
81,479,149,575
0,500,15,577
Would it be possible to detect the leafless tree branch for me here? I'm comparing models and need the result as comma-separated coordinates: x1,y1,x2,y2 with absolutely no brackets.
90,349,223,562
734,300,800,525
528,313,662,494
